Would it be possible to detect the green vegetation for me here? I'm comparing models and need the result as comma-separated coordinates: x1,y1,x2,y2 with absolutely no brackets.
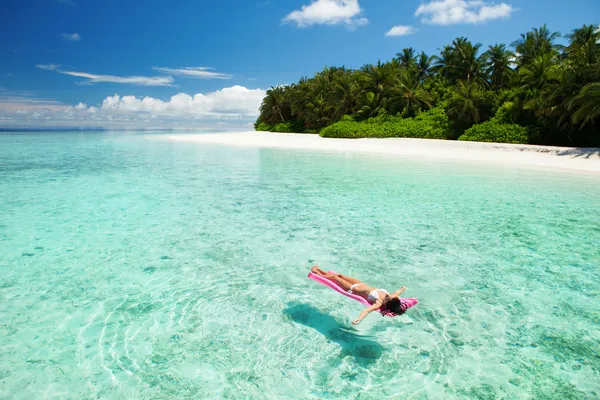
459,121,529,144
255,24,600,147
321,108,449,139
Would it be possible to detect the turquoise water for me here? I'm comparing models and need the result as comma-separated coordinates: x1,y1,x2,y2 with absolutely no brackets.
0,132,599,399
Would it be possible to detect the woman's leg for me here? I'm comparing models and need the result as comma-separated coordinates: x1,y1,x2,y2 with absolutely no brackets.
311,266,329,276
336,274,363,285
325,275,355,292
311,266,363,286
311,266,355,291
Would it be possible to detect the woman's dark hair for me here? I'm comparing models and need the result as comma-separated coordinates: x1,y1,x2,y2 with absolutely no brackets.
382,296,407,316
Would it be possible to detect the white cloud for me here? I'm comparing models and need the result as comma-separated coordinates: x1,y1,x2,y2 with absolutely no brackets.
152,66,232,80
0,85,266,130
97,86,264,117
282,0,368,29
0,92,66,111
36,65,173,86
385,25,417,37
60,33,81,41
63,71,173,86
415,0,515,25
346,17,369,30
37,64,60,71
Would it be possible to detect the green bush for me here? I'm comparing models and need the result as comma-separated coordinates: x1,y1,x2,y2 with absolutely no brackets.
414,107,451,136
255,120,315,134
320,120,366,138
494,102,519,124
458,120,528,144
271,122,293,132
320,108,451,139
255,121,272,131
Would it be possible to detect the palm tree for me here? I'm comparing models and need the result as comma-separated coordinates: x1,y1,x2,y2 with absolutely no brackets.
415,51,434,80
328,72,358,121
289,77,312,124
483,44,515,89
396,48,417,70
308,73,337,127
389,70,434,117
566,24,600,68
519,54,555,92
566,24,600,49
512,24,562,66
259,86,289,123
389,57,401,72
358,61,397,110
432,45,456,80
518,54,564,118
449,38,486,85
303,93,330,130
355,92,381,120
447,81,482,127
568,82,600,127
432,39,486,85
537,25,600,127
314,66,343,90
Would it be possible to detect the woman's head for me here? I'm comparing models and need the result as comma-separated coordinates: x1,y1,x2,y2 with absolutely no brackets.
382,296,407,316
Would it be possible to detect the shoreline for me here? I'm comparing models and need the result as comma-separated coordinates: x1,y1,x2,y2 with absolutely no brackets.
156,131,600,173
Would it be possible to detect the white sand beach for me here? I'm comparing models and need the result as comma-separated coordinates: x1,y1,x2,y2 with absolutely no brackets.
159,131,600,173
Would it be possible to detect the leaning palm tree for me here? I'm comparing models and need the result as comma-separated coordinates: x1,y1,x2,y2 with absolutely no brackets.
259,86,289,123
483,44,516,89
568,82,600,127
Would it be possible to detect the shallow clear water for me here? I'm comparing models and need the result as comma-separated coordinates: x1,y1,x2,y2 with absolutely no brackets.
0,132,599,399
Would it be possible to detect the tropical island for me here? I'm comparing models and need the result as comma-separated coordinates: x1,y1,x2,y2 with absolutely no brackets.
255,24,600,147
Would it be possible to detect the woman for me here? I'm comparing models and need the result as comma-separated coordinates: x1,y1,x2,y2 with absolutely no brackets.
310,266,408,325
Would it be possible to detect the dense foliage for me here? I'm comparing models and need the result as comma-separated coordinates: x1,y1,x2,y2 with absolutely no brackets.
255,24,600,147
459,121,529,144
320,108,449,139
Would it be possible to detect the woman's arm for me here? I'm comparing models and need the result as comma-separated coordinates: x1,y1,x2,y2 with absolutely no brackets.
391,286,407,298
352,302,382,325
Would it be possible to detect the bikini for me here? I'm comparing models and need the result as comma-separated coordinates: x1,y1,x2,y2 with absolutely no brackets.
348,284,389,305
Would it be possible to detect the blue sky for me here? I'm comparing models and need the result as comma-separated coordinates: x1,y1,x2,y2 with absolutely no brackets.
1,0,598,129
